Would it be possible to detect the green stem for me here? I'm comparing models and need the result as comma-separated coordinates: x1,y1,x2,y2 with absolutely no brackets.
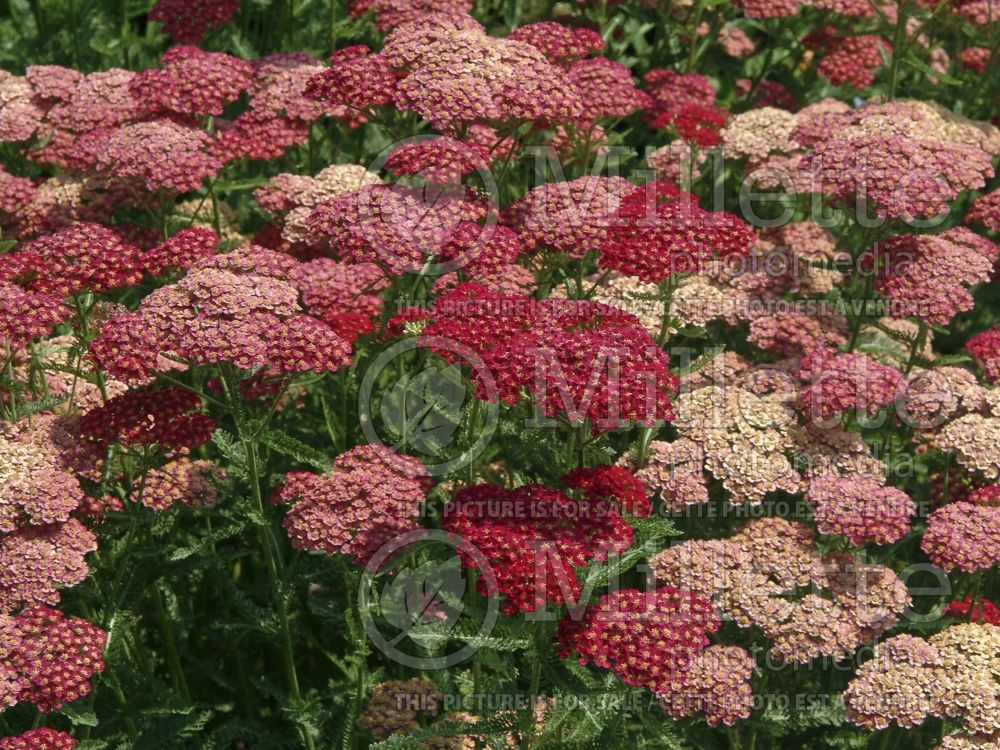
686,1,707,72
887,1,909,101
242,435,317,750
151,583,192,702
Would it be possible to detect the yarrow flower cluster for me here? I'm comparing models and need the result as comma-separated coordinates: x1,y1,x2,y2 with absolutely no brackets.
443,480,635,614
557,587,720,693
651,518,910,664
877,229,999,326
844,623,1000,741
797,348,906,420
89,245,352,380
274,445,429,565
599,182,756,282
966,326,1000,383
0,606,106,713
672,384,802,504
806,475,915,546
149,0,241,43
406,283,679,430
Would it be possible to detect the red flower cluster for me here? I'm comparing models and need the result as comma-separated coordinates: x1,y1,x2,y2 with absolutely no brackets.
130,46,252,117
384,137,489,183
966,327,1000,383
149,0,241,43
290,258,388,343
144,227,220,276
0,520,97,615
653,104,729,148
557,587,720,693
0,283,67,346
599,182,756,282
806,29,890,89
410,284,678,430
562,465,651,517
0,222,145,297
78,387,215,454
0,606,106,712
442,480,634,614
946,596,1000,625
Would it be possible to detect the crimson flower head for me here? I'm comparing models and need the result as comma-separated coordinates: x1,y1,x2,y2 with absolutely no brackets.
304,46,398,111
130,45,252,117
441,481,634,615
653,104,729,148
966,326,1000,384
411,283,679,431
149,0,241,43
557,587,720,693
78,387,215,454
0,728,78,749
562,465,651,517
599,181,756,282
0,222,145,297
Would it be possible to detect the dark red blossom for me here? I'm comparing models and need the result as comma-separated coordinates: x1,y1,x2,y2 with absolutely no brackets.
653,104,729,148
212,112,310,162
598,182,756,282
78,387,215,453
144,227,220,275
149,0,241,43
442,482,634,615
946,596,1000,625
563,465,651,517
414,284,679,430
966,327,1000,383
557,587,720,693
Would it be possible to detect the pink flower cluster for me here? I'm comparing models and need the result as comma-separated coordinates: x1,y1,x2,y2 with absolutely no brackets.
797,348,906,420
274,445,429,565
89,245,352,380
806,475,915,546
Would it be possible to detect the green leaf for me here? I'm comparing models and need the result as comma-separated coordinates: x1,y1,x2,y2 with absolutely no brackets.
259,428,332,472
